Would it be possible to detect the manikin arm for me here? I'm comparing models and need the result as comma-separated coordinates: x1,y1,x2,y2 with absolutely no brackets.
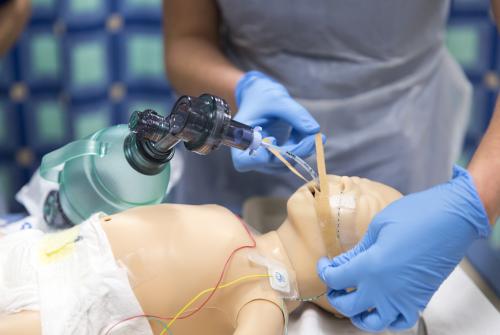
468,94,500,223
233,300,284,335
0,311,41,335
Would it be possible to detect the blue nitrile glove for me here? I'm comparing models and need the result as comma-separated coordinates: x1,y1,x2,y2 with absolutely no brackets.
231,71,320,173
317,166,490,333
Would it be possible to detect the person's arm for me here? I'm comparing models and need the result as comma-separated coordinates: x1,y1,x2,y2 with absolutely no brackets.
316,99,498,332
163,0,243,109
163,0,320,173
468,95,500,223
492,0,500,29
0,0,31,55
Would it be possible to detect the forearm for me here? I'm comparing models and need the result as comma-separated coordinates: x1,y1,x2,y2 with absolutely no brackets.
0,0,31,55
165,36,243,110
468,95,500,224
163,0,243,111
493,0,500,29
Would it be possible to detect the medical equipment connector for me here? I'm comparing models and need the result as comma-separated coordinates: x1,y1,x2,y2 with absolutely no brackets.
125,94,262,175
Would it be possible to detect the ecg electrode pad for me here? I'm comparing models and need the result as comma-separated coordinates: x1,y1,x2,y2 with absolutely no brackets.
247,252,299,299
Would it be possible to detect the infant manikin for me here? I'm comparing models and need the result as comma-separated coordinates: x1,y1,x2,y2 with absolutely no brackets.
0,174,401,335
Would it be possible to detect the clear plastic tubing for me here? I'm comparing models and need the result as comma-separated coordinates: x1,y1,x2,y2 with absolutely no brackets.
261,141,319,186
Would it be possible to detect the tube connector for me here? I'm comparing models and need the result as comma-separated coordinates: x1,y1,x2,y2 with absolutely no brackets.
125,110,175,175
129,110,170,144
248,126,263,153
124,94,262,175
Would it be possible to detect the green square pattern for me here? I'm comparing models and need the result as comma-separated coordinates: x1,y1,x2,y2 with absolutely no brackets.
0,166,12,202
128,35,164,77
446,26,479,68
125,0,161,7
70,0,101,12
32,0,56,7
72,41,106,87
31,34,59,78
35,101,65,143
491,218,500,249
74,110,111,139
0,104,6,143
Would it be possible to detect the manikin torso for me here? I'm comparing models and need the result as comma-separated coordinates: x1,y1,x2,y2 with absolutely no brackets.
101,204,287,334
0,175,402,335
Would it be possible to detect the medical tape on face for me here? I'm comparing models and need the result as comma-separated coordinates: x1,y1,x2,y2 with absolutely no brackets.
314,134,341,259
247,251,299,300
329,192,355,209
330,192,357,252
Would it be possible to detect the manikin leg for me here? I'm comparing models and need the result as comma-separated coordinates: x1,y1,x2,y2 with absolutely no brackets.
0,311,41,335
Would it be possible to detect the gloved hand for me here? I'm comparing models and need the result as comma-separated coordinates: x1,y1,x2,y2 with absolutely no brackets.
231,71,320,173
317,166,490,332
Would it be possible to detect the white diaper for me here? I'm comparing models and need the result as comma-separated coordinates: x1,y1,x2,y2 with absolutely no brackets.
0,213,153,335
0,229,43,314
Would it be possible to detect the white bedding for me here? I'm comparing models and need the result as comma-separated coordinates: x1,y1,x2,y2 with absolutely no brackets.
288,266,500,335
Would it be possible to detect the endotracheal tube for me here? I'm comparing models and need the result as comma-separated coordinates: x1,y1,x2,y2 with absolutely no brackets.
260,140,319,187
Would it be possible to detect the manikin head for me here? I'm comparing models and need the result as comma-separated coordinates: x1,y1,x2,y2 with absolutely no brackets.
275,174,402,310
286,174,402,258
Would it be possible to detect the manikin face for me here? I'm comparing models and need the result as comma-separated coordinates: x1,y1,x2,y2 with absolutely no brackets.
286,175,402,258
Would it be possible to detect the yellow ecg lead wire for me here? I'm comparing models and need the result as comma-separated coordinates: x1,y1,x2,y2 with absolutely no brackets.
160,274,271,335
